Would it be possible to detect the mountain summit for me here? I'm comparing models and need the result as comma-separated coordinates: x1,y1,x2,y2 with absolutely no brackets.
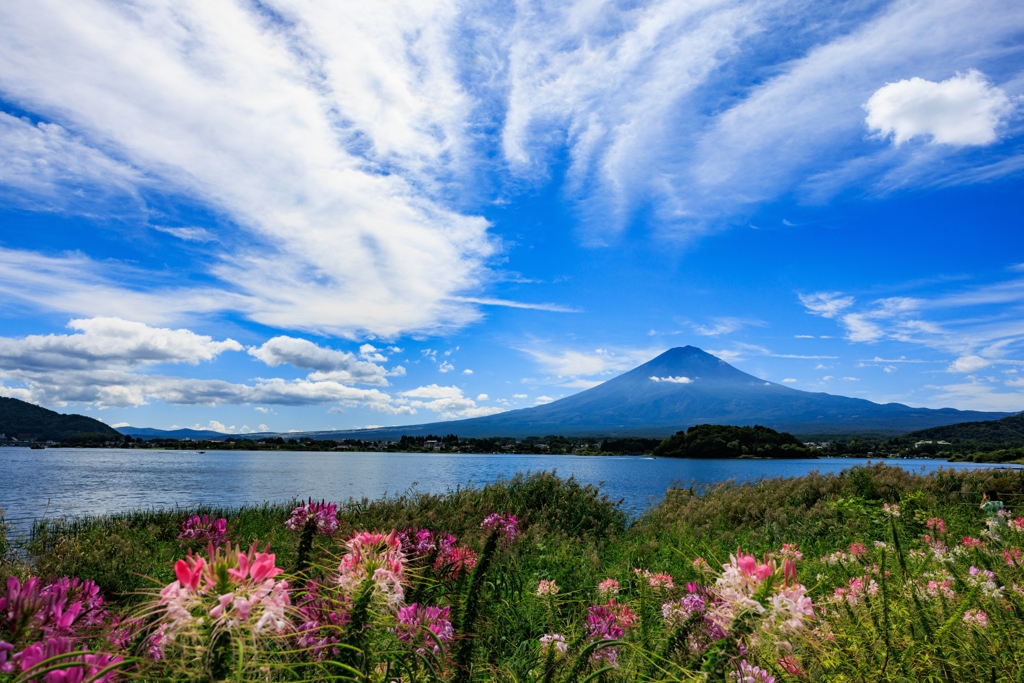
230,347,1013,440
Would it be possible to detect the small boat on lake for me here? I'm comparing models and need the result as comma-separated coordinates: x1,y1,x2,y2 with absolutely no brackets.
30,444,45,449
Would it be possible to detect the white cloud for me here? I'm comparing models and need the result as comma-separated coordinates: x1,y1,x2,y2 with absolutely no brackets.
254,407,270,414
534,395,555,405
781,378,797,383
0,0,497,338
248,337,390,386
927,379,1024,412
560,378,602,390
258,423,268,431
462,368,473,375
110,421,129,428
398,384,505,419
513,393,528,399
884,365,897,373
802,279,1024,366
841,376,860,381
438,361,455,373
0,317,241,371
650,375,693,384
0,319,414,413
358,344,388,363
865,71,1015,147
476,393,488,401
949,355,991,373
0,247,247,324
799,292,855,319
522,346,663,377
153,226,217,243
692,317,762,337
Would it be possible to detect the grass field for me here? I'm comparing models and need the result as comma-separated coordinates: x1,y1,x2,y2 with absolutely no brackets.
3,463,1024,681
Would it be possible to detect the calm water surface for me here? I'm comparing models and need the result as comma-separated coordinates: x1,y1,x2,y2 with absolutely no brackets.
1,448,1018,529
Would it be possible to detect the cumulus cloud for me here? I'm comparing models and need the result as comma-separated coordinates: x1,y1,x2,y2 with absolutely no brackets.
248,337,390,386
534,396,555,405
0,318,412,412
650,376,693,384
865,71,1015,146
782,378,797,383
0,317,241,371
398,384,505,419
948,355,991,373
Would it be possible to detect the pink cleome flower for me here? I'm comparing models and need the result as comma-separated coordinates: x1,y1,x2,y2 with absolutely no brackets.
178,515,227,547
481,513,518,544
393,603,453,654
597,578,620,597
536,580,559,597
963,608,989,628
286,499,339,537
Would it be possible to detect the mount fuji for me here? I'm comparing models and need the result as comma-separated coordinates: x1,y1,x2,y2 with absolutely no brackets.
256,347,1014,440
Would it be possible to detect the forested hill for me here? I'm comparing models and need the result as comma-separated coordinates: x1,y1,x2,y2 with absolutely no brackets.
893,412,1024,450
653,424,812,458
0,397,120,442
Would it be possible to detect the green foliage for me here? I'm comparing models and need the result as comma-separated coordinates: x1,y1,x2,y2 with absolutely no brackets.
653,424,812,459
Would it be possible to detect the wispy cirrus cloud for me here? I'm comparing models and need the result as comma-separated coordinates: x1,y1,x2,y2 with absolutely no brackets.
800,276,1024,375
0,0,1019,344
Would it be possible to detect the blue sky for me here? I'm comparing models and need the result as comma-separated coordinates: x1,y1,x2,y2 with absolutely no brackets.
0,0,1022,433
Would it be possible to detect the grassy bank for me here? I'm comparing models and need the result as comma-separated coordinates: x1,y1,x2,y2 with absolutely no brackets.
3,464,1024,681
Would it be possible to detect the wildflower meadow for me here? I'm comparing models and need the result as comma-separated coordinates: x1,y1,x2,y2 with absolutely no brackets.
3,464,1024,681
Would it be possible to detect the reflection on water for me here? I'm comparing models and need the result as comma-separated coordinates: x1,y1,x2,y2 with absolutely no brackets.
1,448,1017,528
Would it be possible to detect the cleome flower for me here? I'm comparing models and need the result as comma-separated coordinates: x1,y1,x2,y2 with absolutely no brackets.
336,531,407,610
393,603,453,654
481,513,518,545
635,568,674,590
0,576,123,681
285,499,339,537
536,580,559,597
178,515,227,547
156,541,290,641
963,608,989,629
710,548,814,641
597,578,620,597
539,633,567,656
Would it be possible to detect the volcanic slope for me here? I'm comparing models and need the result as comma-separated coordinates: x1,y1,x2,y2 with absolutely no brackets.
284,347,1012,440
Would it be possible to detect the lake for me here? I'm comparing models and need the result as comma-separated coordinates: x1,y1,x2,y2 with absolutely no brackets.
1,448,1017,531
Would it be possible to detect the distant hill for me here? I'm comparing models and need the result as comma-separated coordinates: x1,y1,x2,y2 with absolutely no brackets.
0,397,121,442
117,426,232,440
265,347,1014,440
895,412,1024,451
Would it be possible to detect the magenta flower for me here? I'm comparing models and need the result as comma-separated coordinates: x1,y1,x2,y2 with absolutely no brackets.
731,659,775,683
433,535,477,580
398,528,437,558
481,513,518,545
286,499,339,536
393,603,454,653
296,581,350,659
178,515,227,547
17,636,123,683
